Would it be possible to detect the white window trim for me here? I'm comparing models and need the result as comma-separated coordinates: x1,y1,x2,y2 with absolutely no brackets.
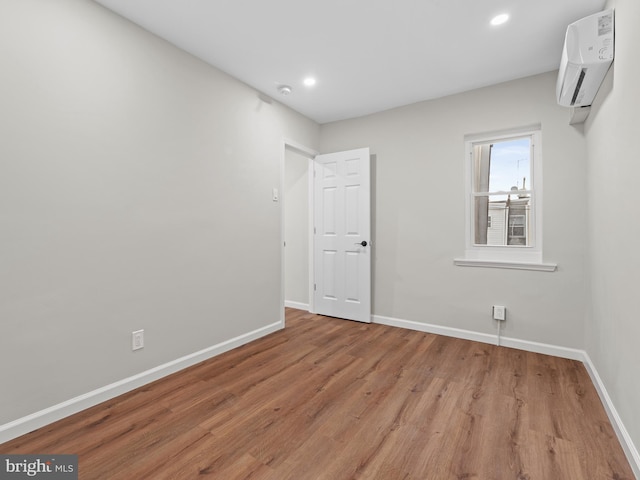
454,125,557,272
453,258,557,272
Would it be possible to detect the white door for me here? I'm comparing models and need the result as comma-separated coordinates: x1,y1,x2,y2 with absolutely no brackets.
313,148,371,323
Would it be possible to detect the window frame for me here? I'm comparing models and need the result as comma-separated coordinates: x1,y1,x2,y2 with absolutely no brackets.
455,125,556,271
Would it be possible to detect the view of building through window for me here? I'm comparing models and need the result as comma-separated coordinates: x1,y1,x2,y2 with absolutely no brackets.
473,137,532,246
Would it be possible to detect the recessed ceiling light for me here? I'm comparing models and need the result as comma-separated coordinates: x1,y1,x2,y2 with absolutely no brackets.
303,77,317,87
490,13,509,26
277,85,292,95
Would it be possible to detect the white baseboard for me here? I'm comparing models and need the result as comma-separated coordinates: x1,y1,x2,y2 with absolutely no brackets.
583,353,640,479
374,314,497,345
498,336,585,361
373,313,639,476
373,314,584,360
284,300,309,311
0,321,283,445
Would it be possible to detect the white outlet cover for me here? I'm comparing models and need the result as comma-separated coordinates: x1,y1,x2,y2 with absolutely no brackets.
132,329,144,350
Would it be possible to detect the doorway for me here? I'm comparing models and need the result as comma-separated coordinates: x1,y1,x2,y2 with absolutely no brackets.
283,144,313,311
281,142,372,325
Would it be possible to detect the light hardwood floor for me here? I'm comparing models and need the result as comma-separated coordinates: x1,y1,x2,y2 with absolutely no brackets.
1,308,634,479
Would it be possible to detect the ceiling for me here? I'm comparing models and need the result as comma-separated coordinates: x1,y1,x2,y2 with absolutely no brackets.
93,0,606,124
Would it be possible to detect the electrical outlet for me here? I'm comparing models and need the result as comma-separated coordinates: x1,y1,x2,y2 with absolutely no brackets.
132,330,144,351
493,305,506,321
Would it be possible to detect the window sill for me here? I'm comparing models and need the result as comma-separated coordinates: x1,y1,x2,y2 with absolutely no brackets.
453,258,557,272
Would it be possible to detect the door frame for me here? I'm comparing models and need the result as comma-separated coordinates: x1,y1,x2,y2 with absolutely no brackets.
280,138,318,326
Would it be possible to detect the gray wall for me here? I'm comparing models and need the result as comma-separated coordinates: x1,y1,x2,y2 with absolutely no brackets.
584,0,640,458
320,71,589,348
0,0,319,425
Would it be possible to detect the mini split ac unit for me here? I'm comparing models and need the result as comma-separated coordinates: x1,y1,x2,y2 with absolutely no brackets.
556,9,614,110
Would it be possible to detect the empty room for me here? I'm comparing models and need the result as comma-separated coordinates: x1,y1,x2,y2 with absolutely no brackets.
1,0,638,478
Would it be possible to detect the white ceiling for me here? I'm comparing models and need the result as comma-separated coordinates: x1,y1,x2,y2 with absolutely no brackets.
93,0,606,124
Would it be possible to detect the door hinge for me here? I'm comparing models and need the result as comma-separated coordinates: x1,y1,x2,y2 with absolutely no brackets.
314,283,317,291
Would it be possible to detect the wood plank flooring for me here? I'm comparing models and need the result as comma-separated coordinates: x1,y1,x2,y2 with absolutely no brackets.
1,308,634,479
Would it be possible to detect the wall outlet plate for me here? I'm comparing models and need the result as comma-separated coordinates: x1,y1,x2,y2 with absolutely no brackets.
132,330,144,351
493,305,506,321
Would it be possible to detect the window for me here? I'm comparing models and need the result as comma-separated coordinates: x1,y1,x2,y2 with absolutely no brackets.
508,215,526,240
455,125,556,271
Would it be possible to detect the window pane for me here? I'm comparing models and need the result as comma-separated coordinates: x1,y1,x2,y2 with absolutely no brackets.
488,137,531,193
474,195,531,246
472,137,531,195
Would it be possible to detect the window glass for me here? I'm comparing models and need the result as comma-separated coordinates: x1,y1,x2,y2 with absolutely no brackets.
472,137,532,247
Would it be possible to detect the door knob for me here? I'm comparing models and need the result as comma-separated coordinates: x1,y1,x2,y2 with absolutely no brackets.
355,241,368,247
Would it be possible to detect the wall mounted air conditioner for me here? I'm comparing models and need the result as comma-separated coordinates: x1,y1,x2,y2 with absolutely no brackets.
556,9,614,109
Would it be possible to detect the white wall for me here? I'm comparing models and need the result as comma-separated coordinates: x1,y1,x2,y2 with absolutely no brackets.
0,0,319,427
320,71,589,349
284,149,309,307
584,0,640,463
